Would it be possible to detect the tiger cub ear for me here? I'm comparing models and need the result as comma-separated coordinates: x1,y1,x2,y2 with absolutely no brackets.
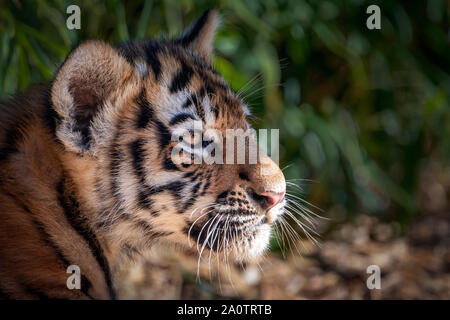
51,40,137,155
177,9,219,59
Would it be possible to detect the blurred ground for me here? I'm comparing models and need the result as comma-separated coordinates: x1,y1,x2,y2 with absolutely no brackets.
116,160,449,300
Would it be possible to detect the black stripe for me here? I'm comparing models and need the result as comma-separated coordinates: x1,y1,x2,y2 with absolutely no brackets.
178,10,212,47
2,191,75,272
150,180,186,199
130,139,146,185
142,231,174,247
200,69,229,93
134,218,153,233
0,117,25,162
162,180,185,199
148,231,173,240
129,139,159,209
137,189,155,209
42,88,61,137
1,189,93,299
169,113,196,126
182,182,202,212
183,216,221,251
154,120,172,150
116,41,141,64
182,87,205,109
135,90,153,129
182,88,206,122
216,190,229,202
189,170,203,183
122,243,141,261
182,95,196,109
143,41,162,80
0,131,20,162
132,217,173,245
200,181,211,196
192,182,202,194
169,61,194,93
57,177,116,300
106,120,128,227
163,152,179,171
130,139,183,207
183,169,198,179
109,140,122,199
118,216,172,244
106,135,128,232
194,87,206,122
211,104,219,118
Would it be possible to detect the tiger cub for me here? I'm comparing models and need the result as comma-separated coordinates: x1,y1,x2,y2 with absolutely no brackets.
0,10,286,299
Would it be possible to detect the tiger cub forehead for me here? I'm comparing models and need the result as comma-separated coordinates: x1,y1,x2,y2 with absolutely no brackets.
116,40,249,132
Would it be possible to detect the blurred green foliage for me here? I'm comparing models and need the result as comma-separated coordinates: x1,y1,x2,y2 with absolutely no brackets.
1,0,449,227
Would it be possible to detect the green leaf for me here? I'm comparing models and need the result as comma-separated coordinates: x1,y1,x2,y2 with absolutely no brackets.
136,0,153,39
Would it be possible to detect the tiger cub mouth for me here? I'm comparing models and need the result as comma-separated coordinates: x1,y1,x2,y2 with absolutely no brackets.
185,188,286,258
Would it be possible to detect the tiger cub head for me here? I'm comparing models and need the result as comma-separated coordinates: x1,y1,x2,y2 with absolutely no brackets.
50,10,286,262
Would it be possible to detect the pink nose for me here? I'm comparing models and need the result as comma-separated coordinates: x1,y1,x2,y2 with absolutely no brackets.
260,191,285,210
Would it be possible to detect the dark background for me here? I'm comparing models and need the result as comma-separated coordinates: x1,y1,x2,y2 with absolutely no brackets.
1,0,449,299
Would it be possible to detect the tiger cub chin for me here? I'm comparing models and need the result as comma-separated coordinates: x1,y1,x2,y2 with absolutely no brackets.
0,9,286,299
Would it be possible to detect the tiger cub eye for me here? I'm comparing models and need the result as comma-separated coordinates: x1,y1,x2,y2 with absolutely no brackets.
182,131,201,146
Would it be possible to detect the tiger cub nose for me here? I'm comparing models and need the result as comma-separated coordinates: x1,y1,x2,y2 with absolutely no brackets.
258,191,285,210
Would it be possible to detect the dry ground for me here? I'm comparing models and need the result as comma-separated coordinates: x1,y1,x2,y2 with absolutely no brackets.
116,160,449,300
